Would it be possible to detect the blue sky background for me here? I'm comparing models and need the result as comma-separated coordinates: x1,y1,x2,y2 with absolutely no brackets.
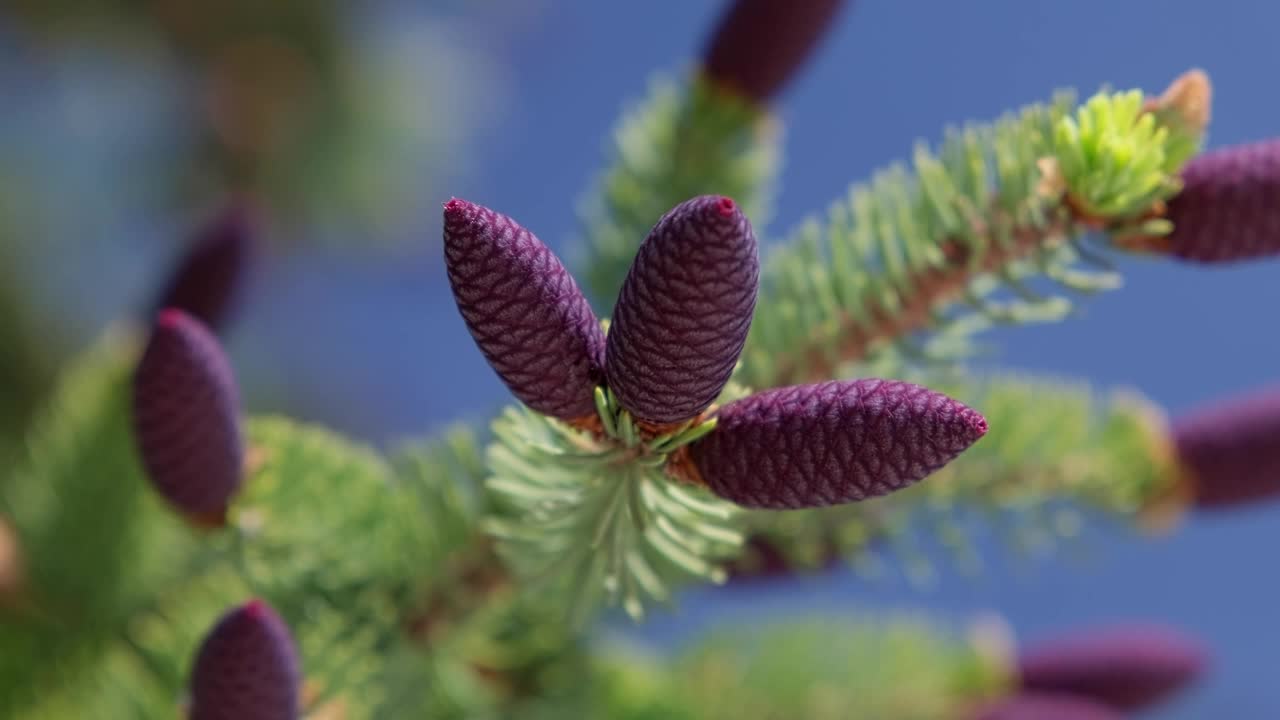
7,1,1279,716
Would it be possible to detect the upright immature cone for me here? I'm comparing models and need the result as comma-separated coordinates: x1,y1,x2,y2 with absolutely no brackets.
973,693,1119,720
190,599,301,720
132,309,244,526
702,0,849,103
444,199,605,422
1172,384,1280,509
1164,137,1280,263
684,379,987,509
1017,625,1206,712
606,195,758,425
153,202,258,333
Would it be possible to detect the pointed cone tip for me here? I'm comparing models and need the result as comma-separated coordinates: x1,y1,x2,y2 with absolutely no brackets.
242,598,270,620
443,197,475,216
964,405,990,439
157,307,190,329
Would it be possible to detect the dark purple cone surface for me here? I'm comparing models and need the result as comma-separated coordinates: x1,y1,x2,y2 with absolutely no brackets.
1017,625,1206,712
687,379,987,509
606,195,758,425
1173,384,1280,509
444,199,605,421
1165,137,1280,263
132,309,244,520
702,0,849,103
190,599,301,720
153,202,258,333
973,693,1120,720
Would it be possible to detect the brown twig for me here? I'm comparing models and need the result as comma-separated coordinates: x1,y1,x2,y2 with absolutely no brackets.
769,213,1077,386
404,536,510,644
0,514,23,606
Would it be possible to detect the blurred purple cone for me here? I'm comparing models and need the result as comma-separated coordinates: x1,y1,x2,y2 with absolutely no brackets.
152,202,258,333
606,195,758,425
190,599,301,720
685,379,986,509
973,693,1120,720
1165,137,1280,263
1173,384,1280,509
1017,624,1206,712
727,535,841,581
132,309,244,525
443,198,606,422
702,0,849,103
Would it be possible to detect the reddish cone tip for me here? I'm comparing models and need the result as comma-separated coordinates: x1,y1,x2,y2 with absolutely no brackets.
1017,625,1206,712
443,199,606,421
152,202,257,333
606,195,759,424
1165,137,1280,263
974,693,1120,720
132,309,244,522
1173,384,1280,509
158,308,187,328
190,599,301,720
688,379,986,509
244,598,269,619
702,0,848,103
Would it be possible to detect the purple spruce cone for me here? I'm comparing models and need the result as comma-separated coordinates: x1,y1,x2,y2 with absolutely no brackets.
606,195,758,425
702,0,849,103
973,693,1120,720
1172,384,1280,509
153,202,258,333
132,309,244,525
685,379,987,509
1017,625,1206,712
1165,137,1280,263
444,198,606,421
190,599,301,720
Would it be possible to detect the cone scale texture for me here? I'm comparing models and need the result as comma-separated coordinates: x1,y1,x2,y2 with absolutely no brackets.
1173,385,1280,509
1165,137,1280,263
444,199,606,421
132,309,244,524
1017,625,1206,712
606,195,758,425
686,379,987,509
153,203,257,333
702,0,849,103
189,599,301,720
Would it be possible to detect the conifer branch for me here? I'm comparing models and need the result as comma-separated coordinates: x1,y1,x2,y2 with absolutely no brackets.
577,77,781,304
764,215,1079,386
484,396,745,624
567,615,1010,719
568,616,1203,720
743,79,1206,389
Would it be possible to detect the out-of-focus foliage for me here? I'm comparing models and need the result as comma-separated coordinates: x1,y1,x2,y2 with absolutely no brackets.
0,1,503,468
0,332,589,718
1,1,491,238
522,616,1010,720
